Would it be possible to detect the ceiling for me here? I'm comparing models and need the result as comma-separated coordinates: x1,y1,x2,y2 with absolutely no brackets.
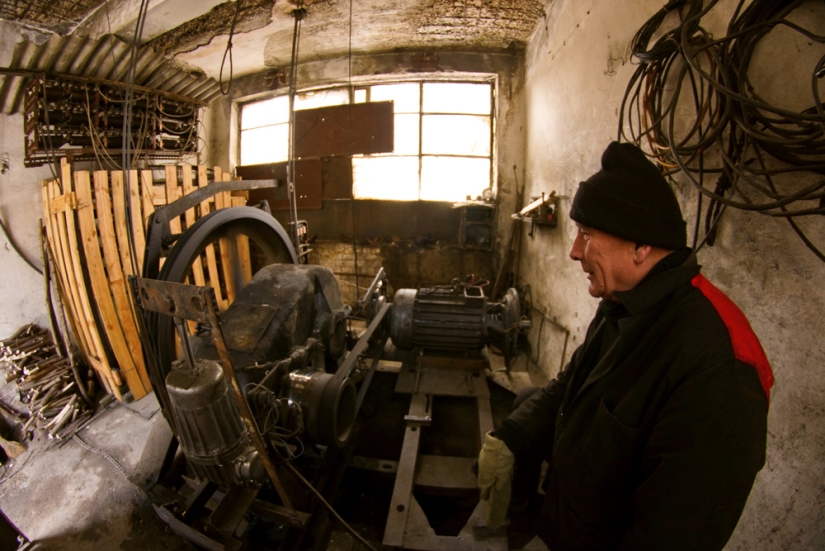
0,0,547,107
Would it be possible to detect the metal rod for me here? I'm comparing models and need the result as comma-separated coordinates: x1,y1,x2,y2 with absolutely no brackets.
201,286,302,525
332,302,390,383
173,317,197,371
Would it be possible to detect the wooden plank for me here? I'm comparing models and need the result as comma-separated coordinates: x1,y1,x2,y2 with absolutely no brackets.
95,170,153,393
49,192,66,213
152,185,167,206
110,171,135,278
165,166,183,236
51,170,96,365
127,170,146,273
199,166,226,310
231,196,253,285
43,179,115,396
181,165,206,287
140,170,155,232
41,182,93,364
77,171,147,400
214,182,236,306
41,185,114,397
60,161,123,398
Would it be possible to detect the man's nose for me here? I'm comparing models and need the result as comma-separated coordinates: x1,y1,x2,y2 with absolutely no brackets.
570,234,583,261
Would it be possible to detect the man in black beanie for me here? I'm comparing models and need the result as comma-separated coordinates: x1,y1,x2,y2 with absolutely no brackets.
476,142,773,550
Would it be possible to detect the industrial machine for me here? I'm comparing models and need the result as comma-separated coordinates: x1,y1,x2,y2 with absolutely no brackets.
133,178,527,550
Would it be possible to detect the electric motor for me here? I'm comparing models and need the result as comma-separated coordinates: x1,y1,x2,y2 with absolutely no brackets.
389,281,526,358
166,359,263,486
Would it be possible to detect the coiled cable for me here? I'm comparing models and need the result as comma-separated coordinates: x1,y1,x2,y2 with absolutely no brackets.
619,0,825,259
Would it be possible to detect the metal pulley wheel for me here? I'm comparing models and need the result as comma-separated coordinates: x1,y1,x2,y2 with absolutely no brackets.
145,207,298,402
498,287,523,367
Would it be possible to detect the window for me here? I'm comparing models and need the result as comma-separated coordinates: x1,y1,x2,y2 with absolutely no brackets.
239,79,495,202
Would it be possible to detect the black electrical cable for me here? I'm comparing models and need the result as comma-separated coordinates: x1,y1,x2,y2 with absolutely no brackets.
40,79,63,187
219,0,244,96
348,0,360,298
121,0,150,280
286,3,306,254
619,0,825,260
754,141,825,261
0,214,42,275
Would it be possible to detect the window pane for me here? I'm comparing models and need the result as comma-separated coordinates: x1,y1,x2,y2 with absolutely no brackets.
240,125,288,165
241,96,289,129
421,156,490,202
369,83,420,113
295,88,349,110
353,156,420,200
354,89,367,103
394,114,419,155
422,115,490,156
423,82,490,114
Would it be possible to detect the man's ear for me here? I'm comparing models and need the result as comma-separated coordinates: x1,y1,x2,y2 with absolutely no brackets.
633,243,653,265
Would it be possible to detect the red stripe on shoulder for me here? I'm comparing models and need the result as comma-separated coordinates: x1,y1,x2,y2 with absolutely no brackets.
691,274,774,401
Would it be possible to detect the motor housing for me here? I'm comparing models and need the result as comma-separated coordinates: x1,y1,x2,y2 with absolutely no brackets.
166,359,263,486
388,281,526,363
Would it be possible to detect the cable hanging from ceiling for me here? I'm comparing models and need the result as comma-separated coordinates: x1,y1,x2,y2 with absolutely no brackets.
118,0,151,280
286,1,306,252
618,0,825,261
219,0,245,95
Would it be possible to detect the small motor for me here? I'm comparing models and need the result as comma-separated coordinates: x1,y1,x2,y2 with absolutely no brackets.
388,279,527,364
166,359,264,486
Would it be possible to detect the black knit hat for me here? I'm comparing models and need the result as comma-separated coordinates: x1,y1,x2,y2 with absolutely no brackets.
570,142,686,249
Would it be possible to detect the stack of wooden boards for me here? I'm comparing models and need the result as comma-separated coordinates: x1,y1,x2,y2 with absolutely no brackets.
41,161,250,402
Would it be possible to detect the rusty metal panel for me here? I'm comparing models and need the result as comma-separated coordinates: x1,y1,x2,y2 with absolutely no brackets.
321,156,353,199
294,101,394,158
241,160,322,211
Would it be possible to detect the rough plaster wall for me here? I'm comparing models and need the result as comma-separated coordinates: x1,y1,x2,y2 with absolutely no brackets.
165,0,546,83
492,54,527,275
520,0,825,548
0,112,52,339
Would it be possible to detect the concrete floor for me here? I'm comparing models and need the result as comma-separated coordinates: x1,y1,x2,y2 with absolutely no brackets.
0,387,195,550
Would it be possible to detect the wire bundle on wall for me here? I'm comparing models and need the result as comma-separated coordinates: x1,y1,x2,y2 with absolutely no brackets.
23,75,199,168
618,0,825,260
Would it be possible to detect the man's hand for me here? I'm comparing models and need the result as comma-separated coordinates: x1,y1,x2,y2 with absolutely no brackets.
477,431,515,529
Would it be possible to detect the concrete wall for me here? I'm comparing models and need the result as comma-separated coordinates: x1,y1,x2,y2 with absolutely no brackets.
0,112,52,339
517,0,825,548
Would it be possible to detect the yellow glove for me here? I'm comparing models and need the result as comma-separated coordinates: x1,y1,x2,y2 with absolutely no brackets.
477,431,515,529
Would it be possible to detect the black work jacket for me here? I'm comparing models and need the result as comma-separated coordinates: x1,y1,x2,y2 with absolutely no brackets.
497,254,772,551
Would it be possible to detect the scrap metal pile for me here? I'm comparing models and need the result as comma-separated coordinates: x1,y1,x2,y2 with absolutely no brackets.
0,324,93,440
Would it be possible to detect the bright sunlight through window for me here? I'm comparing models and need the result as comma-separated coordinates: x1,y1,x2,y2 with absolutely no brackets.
239,80,494,202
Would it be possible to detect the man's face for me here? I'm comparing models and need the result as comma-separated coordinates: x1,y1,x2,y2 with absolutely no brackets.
569,224,638,301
